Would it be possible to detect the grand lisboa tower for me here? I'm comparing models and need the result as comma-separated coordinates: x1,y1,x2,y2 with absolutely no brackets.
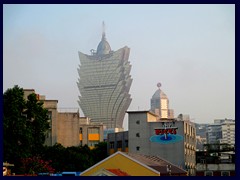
77,22,132,129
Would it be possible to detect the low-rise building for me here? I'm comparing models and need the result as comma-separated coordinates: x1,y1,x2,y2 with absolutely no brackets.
80,151,188,176
23,89,104,148
196,144,235,176
79,117,104,149
127,110,196,175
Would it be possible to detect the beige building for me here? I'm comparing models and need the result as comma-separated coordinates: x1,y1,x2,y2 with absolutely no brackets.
79,117,104,149
23,89,104,148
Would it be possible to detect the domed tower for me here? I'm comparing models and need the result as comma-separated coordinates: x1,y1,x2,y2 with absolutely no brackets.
150,83,174,120
96,22,112,55
77,22,132,129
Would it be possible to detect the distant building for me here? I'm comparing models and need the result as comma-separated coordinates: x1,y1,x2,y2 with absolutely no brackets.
219,120,235,145
195,123,208,138
127,111,196,176
77,22,132,129
196,136,207,151
150,83,174,120
206,119,235,145
206,124,222,144
195,123,208,151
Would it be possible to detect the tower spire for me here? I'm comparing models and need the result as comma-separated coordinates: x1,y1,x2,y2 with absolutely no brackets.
102,21,106,40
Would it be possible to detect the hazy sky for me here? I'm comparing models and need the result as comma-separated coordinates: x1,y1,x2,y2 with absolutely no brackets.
3,4,235,130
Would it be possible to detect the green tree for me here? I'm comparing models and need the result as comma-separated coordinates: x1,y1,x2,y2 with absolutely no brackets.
41,143,66,172
92,142,108,164
3,85,50,173
25,93,49,155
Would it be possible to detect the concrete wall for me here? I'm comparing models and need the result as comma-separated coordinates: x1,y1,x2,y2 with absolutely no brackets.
57,113,80,147
43,100,58,146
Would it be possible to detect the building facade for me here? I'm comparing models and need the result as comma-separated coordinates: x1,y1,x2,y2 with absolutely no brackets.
127,111,196,175
79,117,104,149
107,131,129,155
77,23,132,129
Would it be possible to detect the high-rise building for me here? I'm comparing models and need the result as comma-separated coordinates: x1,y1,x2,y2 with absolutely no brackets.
77,22,132,129
150,83,174,120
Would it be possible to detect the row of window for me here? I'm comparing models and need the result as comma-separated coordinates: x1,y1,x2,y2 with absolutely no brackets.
79,127,100,134
109,140,128,149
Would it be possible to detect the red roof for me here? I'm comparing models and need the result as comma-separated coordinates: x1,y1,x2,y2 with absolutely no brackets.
106,169,130,176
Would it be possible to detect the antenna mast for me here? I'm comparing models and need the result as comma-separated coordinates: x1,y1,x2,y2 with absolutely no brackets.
102,21,106,40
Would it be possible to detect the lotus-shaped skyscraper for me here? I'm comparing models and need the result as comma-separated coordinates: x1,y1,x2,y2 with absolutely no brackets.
77,23,132,129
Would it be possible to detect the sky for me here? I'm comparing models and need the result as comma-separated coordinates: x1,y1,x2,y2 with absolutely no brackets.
3,4,235,130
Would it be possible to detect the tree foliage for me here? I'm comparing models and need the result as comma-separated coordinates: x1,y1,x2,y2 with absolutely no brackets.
21,156,55,174
3,85,50,173
41,143,107,172
3,85,108,174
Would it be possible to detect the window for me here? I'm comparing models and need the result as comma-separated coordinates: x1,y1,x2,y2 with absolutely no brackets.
79,127,83,134
205,171,213,176
136,120,140,124
47,111,52,129
88,127,99,134
110,142,114,149
125,140,128,147
136,146,140,151
47,111,52,120
117,141,122,148
221,171,230,176
136,133,140,137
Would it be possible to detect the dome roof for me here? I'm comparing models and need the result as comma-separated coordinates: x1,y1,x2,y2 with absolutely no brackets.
96,36,111,55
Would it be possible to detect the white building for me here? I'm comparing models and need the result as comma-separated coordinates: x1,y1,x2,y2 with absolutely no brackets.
206,119,235,145
220,121,235,145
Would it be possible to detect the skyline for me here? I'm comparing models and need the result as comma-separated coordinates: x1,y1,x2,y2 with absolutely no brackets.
3,4,235,130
